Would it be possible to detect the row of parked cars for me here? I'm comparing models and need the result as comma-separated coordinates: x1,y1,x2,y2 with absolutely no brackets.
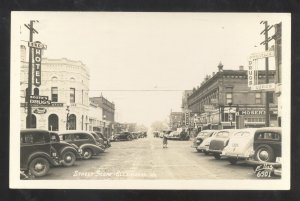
153,130,190,141
110,131,147,141
20,129,111,178
191,127,282,176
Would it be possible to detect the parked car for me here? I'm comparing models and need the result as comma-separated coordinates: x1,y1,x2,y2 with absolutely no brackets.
196,131,218,154
246,127,282,174
160,130,172,138
91,132,106,151
192,130,216,151
95,131,111,148
208,129,236,159
59,131,105,159
20,129,60,177
49,131,82,167
114,132,133,141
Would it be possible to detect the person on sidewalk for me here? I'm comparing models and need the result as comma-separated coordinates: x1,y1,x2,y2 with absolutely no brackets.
163,134,168,148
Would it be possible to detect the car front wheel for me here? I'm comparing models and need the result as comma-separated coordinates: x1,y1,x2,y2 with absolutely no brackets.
29,157,50,177
61,151,76,167
82,149,93,160
255,145,275,162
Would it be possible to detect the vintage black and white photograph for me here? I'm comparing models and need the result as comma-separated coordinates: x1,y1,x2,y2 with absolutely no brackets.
10,12,291,189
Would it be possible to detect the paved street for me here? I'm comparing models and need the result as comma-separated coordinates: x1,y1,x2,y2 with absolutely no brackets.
42,136,263,180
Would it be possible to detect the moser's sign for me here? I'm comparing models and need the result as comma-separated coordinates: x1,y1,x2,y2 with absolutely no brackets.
29,95,51,105
239,110,266,115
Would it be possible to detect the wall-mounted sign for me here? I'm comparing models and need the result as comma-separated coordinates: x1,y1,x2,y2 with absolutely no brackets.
29,95,51,105
250,83,276,91
33,108,47,114
203,105,215,112
29,41,47,87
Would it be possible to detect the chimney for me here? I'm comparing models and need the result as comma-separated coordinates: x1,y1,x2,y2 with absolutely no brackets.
239,65,244,70
212,72,215,76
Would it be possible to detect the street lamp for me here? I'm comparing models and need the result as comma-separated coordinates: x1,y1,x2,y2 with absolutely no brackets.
66,102,70,130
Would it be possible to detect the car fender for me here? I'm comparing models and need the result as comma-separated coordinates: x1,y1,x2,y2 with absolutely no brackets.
60,146,81,158
27,152,59,168
79,144,104,155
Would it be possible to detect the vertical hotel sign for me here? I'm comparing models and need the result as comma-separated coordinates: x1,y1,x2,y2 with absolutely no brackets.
28,41,47,86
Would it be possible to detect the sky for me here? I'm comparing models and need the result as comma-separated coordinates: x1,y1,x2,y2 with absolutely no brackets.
15,12,288,126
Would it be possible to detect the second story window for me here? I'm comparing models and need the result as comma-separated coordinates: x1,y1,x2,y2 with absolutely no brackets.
226,93,233,104
255,93,261,104
70,88,75,103
51,87,58,102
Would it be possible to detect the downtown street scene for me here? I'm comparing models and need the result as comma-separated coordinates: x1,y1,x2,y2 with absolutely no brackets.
11,12,290,189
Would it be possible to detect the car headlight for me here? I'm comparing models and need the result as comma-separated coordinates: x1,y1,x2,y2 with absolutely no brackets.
78,148,83,154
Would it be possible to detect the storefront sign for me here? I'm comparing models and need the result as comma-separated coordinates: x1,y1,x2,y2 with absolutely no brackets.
248,60,254,86
30,41,47,87
249,50,274,60
29,95,51,105
21,102,64,107
250,83,276,91
239,110,265,115
33,108,47,114
204,105,215,112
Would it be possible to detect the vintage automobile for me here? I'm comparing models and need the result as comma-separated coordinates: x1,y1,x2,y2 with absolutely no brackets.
114,132,133,141
246,127,282,173
208,129,236,159
91,132,106,151
59,131,105,159
221,128,256,164
49,131,82,167
21,129,60,177
167,130,189,140
192,130,216,151
95,131,111,148
196,131,218,154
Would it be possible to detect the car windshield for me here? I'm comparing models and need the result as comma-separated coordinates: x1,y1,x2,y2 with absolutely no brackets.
198,131,211,137
216,131,229,138
234,131,250,138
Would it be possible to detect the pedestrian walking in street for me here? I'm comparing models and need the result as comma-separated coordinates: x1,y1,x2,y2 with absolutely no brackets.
163,134,168,148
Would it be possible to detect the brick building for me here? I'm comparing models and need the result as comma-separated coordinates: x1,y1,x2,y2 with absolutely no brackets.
187,63,278,129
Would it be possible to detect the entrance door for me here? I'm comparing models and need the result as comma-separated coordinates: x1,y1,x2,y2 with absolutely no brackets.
48,114,59,131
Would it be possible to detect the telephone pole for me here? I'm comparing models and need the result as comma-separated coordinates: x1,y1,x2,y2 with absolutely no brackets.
24,20,38,128
260,21,273,127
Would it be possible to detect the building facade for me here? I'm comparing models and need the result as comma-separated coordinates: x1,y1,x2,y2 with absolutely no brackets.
89,95,115,138
20,45,90,131
169,112,184,130
187,64,278,129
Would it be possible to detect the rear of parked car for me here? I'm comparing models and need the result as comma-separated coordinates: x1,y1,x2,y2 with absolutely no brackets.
208,129,235,159
192,130,215,149
222,128,256,164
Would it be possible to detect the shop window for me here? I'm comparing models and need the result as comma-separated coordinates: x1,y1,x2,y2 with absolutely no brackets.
51,87,58,102
70,88,75,103
255,93,261,104
226,93,233,104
